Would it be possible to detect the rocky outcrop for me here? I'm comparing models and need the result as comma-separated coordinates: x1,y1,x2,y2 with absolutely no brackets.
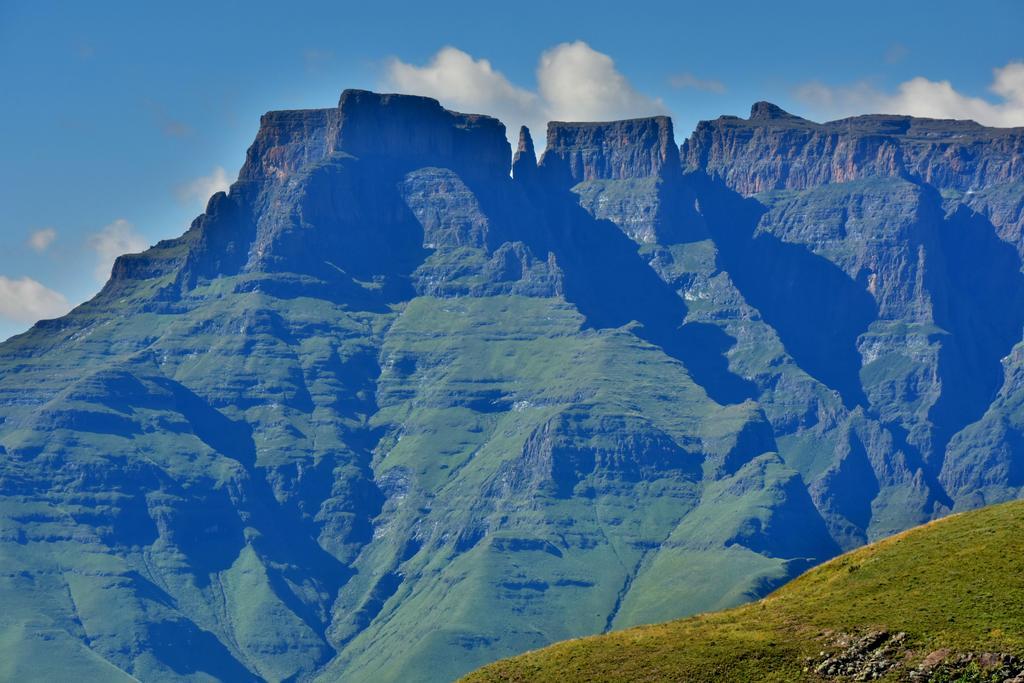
806,631,1024,682
512,125,537,181
811,630,907,680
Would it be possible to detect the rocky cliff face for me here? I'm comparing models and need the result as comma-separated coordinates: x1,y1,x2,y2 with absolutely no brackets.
2,91,1024,683
682,102,1024,251
683,102,1024,195
542,116,678,183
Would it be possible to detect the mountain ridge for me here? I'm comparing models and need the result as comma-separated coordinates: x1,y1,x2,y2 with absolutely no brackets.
2,89,1024,682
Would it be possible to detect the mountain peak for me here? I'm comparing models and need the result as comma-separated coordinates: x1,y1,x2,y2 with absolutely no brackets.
513,125,537,180
749,101,800,121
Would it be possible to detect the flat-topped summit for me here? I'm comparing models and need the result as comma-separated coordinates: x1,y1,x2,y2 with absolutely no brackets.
334,89,510,176
241,89,511,186
540,116,678,183
682,100,1024,195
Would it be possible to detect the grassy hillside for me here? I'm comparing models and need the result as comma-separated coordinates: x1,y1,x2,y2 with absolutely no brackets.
464,500,1024,682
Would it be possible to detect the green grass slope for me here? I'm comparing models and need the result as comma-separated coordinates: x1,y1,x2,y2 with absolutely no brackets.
464,500,1024,682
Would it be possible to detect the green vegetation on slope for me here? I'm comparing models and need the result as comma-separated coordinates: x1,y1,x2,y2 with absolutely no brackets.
464,500,1024,682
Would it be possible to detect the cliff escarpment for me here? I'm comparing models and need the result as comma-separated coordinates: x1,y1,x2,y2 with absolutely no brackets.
2,91,1024,683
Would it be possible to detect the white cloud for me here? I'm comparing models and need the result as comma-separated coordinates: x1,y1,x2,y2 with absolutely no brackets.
386,46,541,142
796,62,1024,128
537,41,667,124
88,219,149,282
175,166,231,206
28,227,57,252
383,41,667,149
0,276,70,323
669,72,727,94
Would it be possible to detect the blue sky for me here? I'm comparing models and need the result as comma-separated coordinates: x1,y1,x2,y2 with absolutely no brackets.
1,0,1022,340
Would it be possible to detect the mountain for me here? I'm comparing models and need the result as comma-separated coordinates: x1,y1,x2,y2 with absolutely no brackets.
1,90,1023,682
464,499,1024,682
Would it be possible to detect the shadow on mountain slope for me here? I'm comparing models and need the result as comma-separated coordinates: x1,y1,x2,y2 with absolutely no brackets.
690,172,878,409
924,196,1024,467
554,203,758,405
149,618,260,682
469,174,758,405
